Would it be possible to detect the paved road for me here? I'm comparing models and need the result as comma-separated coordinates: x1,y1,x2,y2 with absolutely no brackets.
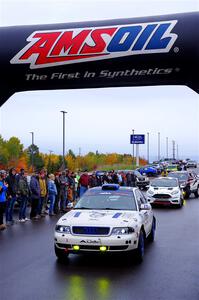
1,182,199,299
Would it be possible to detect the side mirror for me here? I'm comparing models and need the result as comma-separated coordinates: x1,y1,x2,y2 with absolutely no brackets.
140,203,151,211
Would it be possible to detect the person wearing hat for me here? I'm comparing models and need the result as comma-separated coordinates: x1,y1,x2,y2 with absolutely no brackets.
48,174,57,216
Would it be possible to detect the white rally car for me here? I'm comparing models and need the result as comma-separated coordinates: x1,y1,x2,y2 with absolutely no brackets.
54,184,156,262
146,177,184,207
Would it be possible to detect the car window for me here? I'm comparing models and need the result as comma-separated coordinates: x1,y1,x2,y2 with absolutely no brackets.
135,189,147,208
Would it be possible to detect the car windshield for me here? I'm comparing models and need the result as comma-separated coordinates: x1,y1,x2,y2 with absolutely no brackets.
168,173,188,181
74,189,137,211
167,165,176,169
151,178,178,187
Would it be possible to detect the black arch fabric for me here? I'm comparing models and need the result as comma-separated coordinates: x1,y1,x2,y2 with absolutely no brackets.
0,11,198,106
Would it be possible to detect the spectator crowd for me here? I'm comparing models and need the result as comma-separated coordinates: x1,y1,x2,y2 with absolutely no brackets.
0,168,136,231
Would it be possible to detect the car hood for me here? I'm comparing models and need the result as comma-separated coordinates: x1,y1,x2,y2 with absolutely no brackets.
57,209,140,227
148,187,179,194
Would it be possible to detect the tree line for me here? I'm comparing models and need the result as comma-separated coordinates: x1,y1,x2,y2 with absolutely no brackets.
0,135,147,173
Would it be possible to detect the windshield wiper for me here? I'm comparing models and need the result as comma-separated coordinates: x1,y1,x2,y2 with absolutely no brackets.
73,207,91,210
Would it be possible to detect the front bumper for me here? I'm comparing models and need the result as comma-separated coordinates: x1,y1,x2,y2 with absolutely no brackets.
147,195,181,205
54,232,138,253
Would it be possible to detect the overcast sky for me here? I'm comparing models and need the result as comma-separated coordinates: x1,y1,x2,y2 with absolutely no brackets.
0,0,199,161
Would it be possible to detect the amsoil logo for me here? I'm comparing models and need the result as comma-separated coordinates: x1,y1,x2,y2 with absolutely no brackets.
10,20,178,69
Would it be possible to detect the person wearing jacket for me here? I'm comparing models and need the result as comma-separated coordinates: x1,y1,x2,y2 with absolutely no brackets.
79,170,89,198
48,174,57,216
30,173,41,220
5,167,18,225
0,173,8,230
38,171,47,217
17,169,30,222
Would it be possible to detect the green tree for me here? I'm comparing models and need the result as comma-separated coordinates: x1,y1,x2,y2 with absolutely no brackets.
68,149,76,159
6,137,23,162
27,144,44,171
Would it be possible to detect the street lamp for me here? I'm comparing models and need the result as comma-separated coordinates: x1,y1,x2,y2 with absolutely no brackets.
132,129,135,167
166,137,169,159
158,132,160,161
30,131,34,172
60,111,67,169
147,132,149,163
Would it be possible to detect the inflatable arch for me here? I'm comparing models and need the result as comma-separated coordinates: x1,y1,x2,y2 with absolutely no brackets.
0,11,198,106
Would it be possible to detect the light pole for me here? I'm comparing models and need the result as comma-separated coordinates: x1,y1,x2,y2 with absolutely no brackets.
147,132,149,163
132,129,135,168
30,131,34,172
166,137,169,159
60,111,67,169
158,132,160,161
172,140,176,159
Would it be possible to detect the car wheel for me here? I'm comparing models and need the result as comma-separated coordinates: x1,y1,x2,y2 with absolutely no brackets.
194,186,199,198
176,198,183,208
54,245,69,261
148,217,156,242
184,187,190,199
135,230,145,263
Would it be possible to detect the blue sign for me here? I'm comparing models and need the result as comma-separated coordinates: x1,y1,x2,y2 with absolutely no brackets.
130,134,145,144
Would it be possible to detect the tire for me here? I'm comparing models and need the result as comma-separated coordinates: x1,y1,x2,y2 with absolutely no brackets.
184,187,190,199
194,186,199,198
176,198,183,208
134,230,145,263
54,245,69,261
148,217,156,242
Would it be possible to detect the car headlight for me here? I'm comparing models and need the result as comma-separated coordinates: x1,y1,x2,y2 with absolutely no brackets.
111,227,134,235
147,189,154,195
171,190,179,195
55,225,71,233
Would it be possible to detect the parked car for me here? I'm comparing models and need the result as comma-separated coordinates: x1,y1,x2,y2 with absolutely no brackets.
168,171,199,199
137,166,158,177
186,160,197,168
54,184,156,262
133,170,150,189
146,177,184,207
166,164,178,173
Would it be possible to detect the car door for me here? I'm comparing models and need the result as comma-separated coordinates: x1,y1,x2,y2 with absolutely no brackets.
190,172,198,191
135,189,153,236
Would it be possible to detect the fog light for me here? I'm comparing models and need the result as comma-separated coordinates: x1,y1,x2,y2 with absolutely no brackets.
73,245,80,251
100,246,107,252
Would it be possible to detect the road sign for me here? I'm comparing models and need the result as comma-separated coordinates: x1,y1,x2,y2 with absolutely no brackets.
130,134,145,144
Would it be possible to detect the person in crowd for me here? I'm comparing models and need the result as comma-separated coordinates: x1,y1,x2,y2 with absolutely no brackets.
59,171,68,212
89,172,98,188
126,171,132,187
112,171,119,184
54,172,61,214
0,173,8,230
48,174,57,216
70,172,76,202
131,171,137,187
38,170,48,217
30,172,41,220
102,172,109,184
5,167,18,225
117,172,123,185
161,168,168,177
79,170,89,197
17,169,30,222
